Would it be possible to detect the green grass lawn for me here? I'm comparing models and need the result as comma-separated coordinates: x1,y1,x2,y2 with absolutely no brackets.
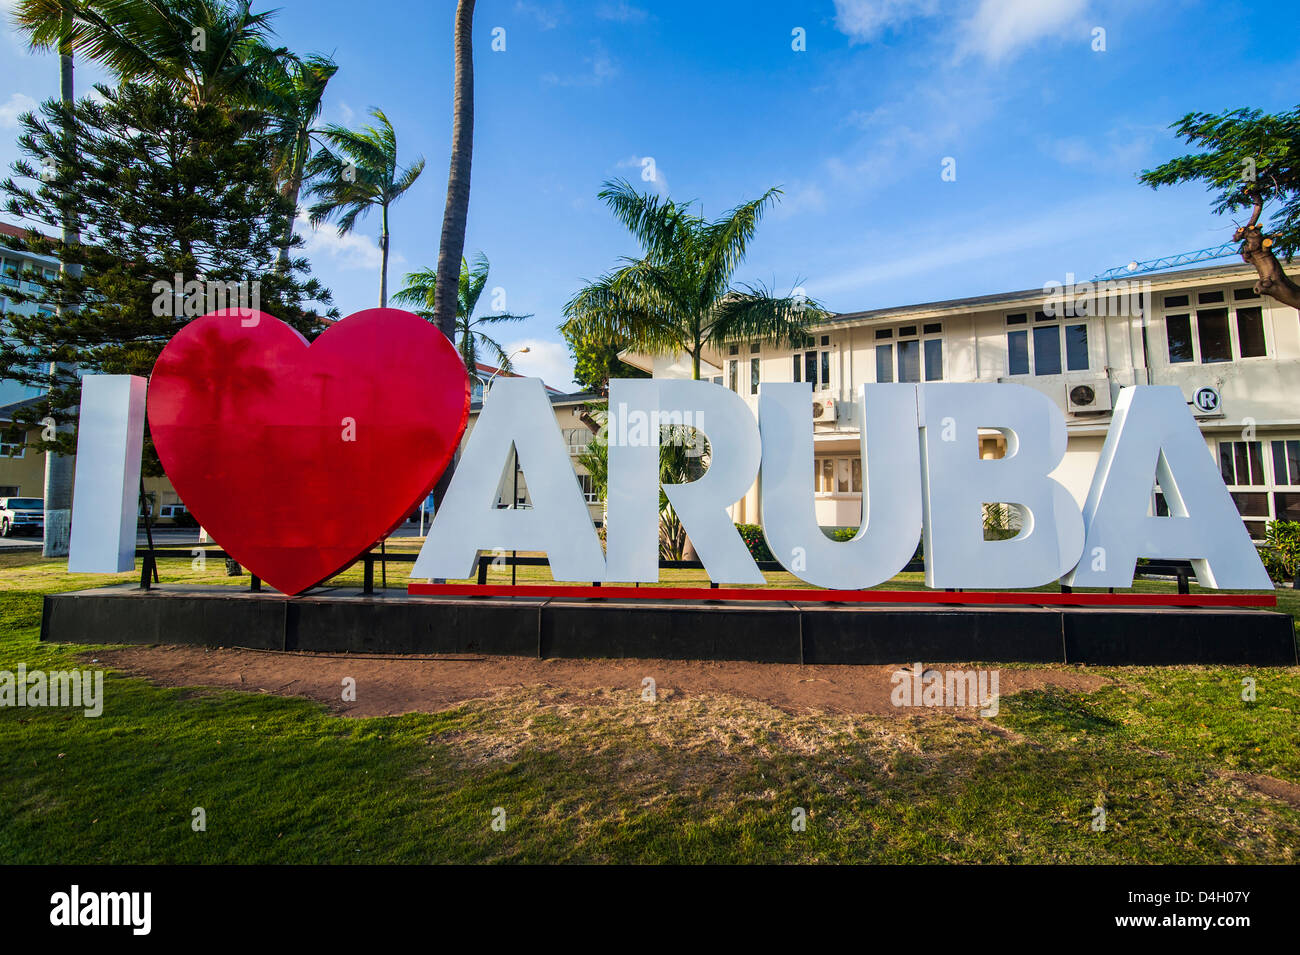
0,550,1297,863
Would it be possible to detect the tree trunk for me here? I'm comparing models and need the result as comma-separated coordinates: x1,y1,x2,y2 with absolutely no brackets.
379,203,390,308
680,343,705,561
1235,223,1300,311
275,156,305,273
433,0,475,345
431,0,475,510
44,33,78,558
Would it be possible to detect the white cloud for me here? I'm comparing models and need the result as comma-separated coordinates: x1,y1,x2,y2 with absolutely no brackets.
812,192,1131,298
0,92,37,128
772,181,827,219
956,0,1089,63
614,154,669,196
1043,128,1155,173
503,337,575,393
596,1,649,23
542,40,617,87
338,101,355,125
833,0,1091,62
514,1,564,30
296,211,404,274
832,0,941,44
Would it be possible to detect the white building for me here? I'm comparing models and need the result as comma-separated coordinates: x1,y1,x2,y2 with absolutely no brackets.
0,222,60,407
623,262,1300,541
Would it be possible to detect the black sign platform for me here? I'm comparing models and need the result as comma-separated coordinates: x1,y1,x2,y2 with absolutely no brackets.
40,584,1299,665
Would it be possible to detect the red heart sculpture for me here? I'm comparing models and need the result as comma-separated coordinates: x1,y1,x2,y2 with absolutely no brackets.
148,308,469,595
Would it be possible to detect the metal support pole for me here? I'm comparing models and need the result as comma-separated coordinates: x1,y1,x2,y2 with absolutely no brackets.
138,476,158,584
363,556,374,595
511,445,519,586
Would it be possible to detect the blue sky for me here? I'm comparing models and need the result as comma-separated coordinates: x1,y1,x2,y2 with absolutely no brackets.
2,0,1298,390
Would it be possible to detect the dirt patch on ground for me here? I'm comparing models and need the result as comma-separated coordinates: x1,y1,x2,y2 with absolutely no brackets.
1228,772,1300,809
86,645,1109,718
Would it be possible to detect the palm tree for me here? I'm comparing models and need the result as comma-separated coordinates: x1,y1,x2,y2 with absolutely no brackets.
432,0,476,346
392,253,531,382
9,1,295,555
563,179,826,380
305,108,425,307
260,52,338,270
11,0,90,556
14,0,286,111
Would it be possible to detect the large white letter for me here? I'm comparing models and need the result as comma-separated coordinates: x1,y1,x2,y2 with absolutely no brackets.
412,378,605,581
69,375,147,573
759,383,921,588
920,383,1084,588
605,378,762,584
1065,386,1271,589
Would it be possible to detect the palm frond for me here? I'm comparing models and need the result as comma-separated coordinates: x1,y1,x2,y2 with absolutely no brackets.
704,281,827,349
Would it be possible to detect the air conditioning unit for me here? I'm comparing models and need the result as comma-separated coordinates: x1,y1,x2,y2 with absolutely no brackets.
812,397,837,423
1065,380,1112,414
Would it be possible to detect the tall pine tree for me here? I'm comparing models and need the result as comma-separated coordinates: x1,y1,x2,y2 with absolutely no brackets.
1,80,334,471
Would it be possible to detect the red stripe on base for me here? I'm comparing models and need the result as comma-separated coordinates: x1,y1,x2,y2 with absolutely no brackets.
406,583,1276,608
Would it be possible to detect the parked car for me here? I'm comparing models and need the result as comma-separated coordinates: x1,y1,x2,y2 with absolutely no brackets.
0,497,44,537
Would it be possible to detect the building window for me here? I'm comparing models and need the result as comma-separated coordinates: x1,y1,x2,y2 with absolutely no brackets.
796,348,831,389
1166,313,1194,363
877,323,941,382
1208,438,1300,536
563,428,592,454
1236,306,1267,358
1220,440,1264,486
1008,328,1029,375
898,338,920,382
0,439,23,458
750,356,760,395
0,258,19,286
1219,439,1271,539
1272,440,1300,486
1164,290,1268,364
813,456,863,494
1197,308,1231,362
1007,312,1087,375
576,472,599,503
875,344,893,383
727,359,738,391
0,485,18,497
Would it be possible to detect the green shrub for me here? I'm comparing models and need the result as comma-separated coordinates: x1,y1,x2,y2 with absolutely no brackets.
1260,520,1300,583
734,523,774,562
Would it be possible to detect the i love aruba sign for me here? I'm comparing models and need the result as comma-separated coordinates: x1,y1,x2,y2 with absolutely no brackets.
66,310,1272,596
